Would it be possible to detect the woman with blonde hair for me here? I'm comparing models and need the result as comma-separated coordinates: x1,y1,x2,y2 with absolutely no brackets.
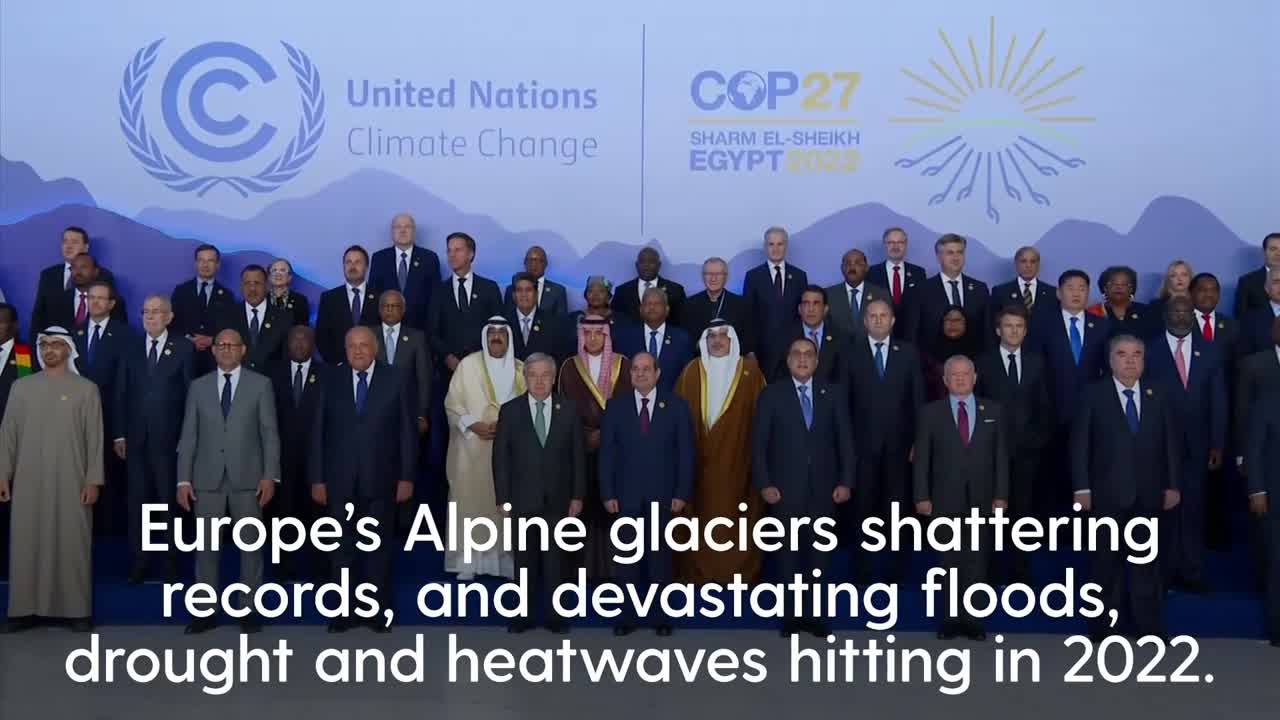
1151,259,1194,322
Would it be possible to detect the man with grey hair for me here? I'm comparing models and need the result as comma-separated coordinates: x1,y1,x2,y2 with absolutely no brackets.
493,351,586,634
1072,334,1181,641
682,256,756,357
991,246,1057,337
913,353,1008,641
370,212,441,330
743,226,809,377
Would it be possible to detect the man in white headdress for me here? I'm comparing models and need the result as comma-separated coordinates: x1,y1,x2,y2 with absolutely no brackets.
444,316,523,579
0,327,103,633
673,319,767,582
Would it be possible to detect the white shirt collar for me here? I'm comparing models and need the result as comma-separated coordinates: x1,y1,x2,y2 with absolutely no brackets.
941,271,963,285
634,387,657,413
868,335,890,354
1167,331,1193,356
1062,308,1086,325
645,321,667,337
145,330,167,348
89,316,110,332
346,281,367,296
792,376,813,394
382,321,401,336
518,308,536,324
845,280,865,295
768,260,786,273
999,344,1022,360
1018,277,1038,293
1114,377,1141,397
454,271,474,287
219,365,242,385
885,259,904,272
292,358,312,374
529,392,552,414
396,245,413,259
1194,308,1215,324
245,299,266,312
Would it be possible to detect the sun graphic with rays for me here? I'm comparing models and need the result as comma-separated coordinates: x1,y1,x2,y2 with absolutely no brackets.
890,18,1094,224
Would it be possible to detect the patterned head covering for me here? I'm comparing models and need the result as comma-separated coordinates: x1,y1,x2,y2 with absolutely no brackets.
36,325,80,374
577,314,616,399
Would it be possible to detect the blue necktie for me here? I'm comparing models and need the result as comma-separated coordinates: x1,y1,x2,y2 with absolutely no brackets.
356,370,369,415
1069,317,1083,365
87,323,101,366
221,373,232,419
1123,388,1139,434
351,288,362,325
648,330,658,356
798,385,813,429
397,252,409,292
873,342,886,378
850,287,860,321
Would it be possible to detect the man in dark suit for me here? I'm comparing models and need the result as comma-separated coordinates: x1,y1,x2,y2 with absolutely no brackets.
1033,269,1111,517
600,352,694,636
908,233,991,353
753,337,854,637
743,226,809,379
612,247,687,327
774,284,849,383
1232,232,1280,319
845,298,925,582
316,245,381,364
1190,272,1240,550
493,352,586,633
613,287,694,393
214,265,287,375
1145,296,1226,592
989,246,1058,340
369,213,442,331
1236,317,1280,465
1239,271,1280,357
271,325,324,581
1073,335,1182,640
683,257,756,358
1244,388,1280,647
310,326,417,633
427,232,503,375
376,289,431,438
170,243,236,375
825,248,890,339
505,272,557,362
975,304,1051,585
915,354,1008,640
116,294,194,583
36,253,127,335
29,227,119,341
867,227,926,338
503,246,568,318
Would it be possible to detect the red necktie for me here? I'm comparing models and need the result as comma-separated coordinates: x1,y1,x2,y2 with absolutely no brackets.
75,291,88,325
892,265,902,305
1201,314,1213,341
957,399,970,446
639,397,651,434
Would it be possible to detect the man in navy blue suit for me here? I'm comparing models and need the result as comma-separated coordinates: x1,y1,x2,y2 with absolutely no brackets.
867,227,926,327
427,232,504,375
29,227,120,341
1245,387,1280,647
170,243,235,376
77,279,135,537
316,245,381,364
310,326,417,633
116,294,194,583
1073,334,1181,640
600,351,693,637
369,213,441,331
612,247,687,327
742,226,808,381
1240,272,1280,356
753,337,854,637
1145,296,1225,592
907,233,991,354
613,287,693,393
772,284,850,383
989,246,1057,340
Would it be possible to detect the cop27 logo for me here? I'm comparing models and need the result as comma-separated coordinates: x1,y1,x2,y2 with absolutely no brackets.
119,40,325,197
890,18,1092,223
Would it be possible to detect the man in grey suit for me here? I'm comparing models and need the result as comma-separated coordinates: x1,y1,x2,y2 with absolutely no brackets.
376,290,432,436
177,328,281,635
914,354,1008,641
825,249,890,338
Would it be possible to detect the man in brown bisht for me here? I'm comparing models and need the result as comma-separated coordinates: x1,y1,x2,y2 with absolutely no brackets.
0,327,104,633
558,314,631,579
674,319,766,583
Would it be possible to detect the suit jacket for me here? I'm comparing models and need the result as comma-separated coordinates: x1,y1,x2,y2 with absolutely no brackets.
990,279,1058,337
867,261,926,303
213,302,288,375
74,318,135,439
824,282,891,338
272,358,325,482
751,377,855,517
29,263,121,339
1239,306,1279,357
599,389,694,515
170,278,236,340
742,262,809,375
370,245,441,330
1233,267,1270,320
315,285,381,364
1245,387,1280,496
1144,332,1227,460
611,276,687,327
375,325,432,419
773,322,850,384
117,334,195,456
612,323,694,393
177,368,281,491
1071,379,1180,513
309,362,416,501
845,337,926,456
680,289,755,357
1032,312,1112,426
913,397,1009,514
975,348,1052,453
504,277,569,318
505,308,558,362
427,274,504,365
908,273,992,352
493,393,587,516
1235,347,1280,451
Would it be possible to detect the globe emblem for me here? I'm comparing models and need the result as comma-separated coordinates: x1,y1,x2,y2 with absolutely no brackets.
727,71,767,110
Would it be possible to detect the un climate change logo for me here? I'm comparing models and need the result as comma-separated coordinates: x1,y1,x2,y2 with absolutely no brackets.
119,40,325,197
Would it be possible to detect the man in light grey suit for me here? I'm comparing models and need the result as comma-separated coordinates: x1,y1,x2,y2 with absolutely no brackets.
176,328,280,635
826,248,890,338
376,290,432,435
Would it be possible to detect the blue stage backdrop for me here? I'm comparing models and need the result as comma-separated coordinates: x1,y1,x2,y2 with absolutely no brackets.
2,1,1277,332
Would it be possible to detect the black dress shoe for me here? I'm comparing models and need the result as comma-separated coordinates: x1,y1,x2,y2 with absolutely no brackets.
0,617,36,634
613,625,634,637
239,616,262,634
185,617,216,635
656,625,673,637
546,623,569,635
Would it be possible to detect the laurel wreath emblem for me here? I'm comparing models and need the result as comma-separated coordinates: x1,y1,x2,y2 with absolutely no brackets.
118,39,325,197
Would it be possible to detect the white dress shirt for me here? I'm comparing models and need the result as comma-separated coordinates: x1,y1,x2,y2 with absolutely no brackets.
0,338,12,371
382,322,401,362
884,261,905,282
634,387,657,416
845,281,866,312
1114,377,1142,417
244,300,267,329
644,322,667,358
1271,301,1280,317
638,277,659,304
528,393,552,433
347,282,368,311
351,364,374,403
87,316,111,339
453,271,475,308
219,365,243,400
867,335,891,361
940,272,965,306
1000,344,1022,380
1062,308,1087,337
144,330,168,356
792,376,813,403
291,358,312,384
768,261,787,293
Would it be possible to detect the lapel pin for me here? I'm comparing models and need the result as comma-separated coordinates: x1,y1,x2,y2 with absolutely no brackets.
1218,322,1225,329
413,260,420,267
533,324,540,332
664,337,671,344
217,288,224,295
1087,321,1095,328
472,292,478,300
820,388,827,395
264,322,272,329
164,348,172,356
658,401,666,409
287,301,294,309
892,345,900,351
367,292,375,301
1194,351,1201,357
402,335,409,342
1132,313,1140,319
309,374,316,384
7,360,14,366
60,394,68,401
1011,292,1018,299
77,329,85,336
968,283,975,291
825,335,833,342
787,274,793,280
979,404,985,411
555,403,561,410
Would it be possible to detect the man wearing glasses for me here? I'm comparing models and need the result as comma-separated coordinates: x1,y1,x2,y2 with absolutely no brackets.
681,257,756,359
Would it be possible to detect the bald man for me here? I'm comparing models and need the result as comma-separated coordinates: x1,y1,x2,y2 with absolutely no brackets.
369,212,442,330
